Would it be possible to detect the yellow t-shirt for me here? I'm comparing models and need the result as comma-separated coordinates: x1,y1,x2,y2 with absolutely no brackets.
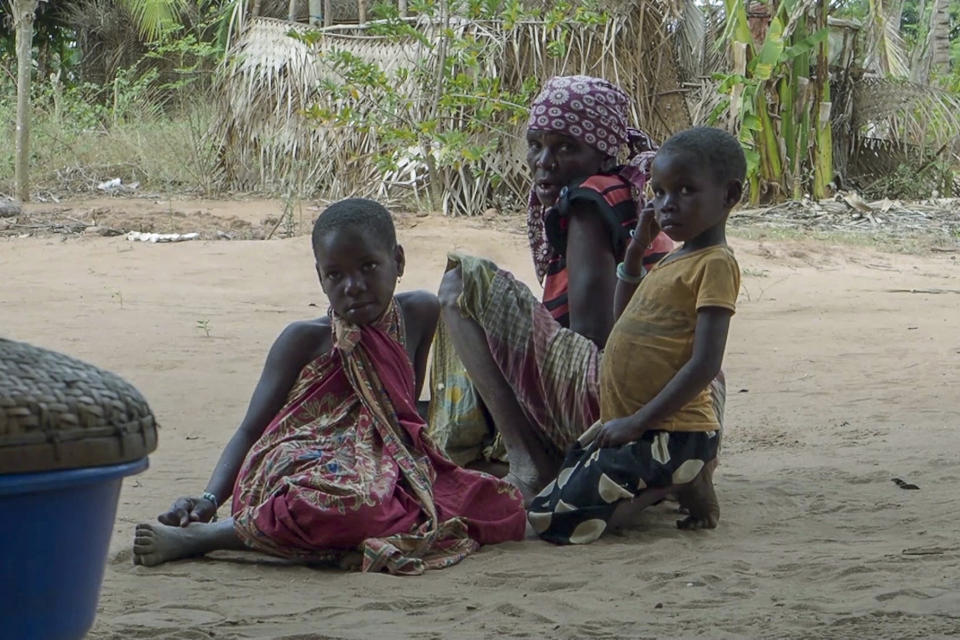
599,244,740,432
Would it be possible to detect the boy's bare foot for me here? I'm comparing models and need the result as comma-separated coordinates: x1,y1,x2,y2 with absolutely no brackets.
676,458,719,530
133,522,207,566
608,486,672,529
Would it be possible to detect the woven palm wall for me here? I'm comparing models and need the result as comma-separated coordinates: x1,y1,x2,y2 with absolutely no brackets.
213,4,692,214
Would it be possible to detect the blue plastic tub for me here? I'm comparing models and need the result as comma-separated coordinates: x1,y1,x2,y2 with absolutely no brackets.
0,457,149,640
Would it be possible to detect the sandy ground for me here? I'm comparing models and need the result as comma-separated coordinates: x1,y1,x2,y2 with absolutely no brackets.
2,198,960,639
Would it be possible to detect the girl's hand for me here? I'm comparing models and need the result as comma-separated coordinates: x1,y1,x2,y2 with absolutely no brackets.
595,416,646,448
158,496,217,527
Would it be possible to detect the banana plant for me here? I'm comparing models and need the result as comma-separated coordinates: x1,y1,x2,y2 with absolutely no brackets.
715,0,832,202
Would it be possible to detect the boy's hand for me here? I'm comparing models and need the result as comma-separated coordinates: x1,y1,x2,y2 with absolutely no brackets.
158,496,217,527
595,415,647,448
624,205,659,273
631,205,660,250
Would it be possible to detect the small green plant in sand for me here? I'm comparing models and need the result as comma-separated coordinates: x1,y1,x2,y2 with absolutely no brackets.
111,290,125,309
195,319,211,337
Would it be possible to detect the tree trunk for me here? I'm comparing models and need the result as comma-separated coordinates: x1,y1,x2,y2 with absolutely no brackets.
398,0,407,17
323,0,332,26
909,0,928,80
252,0,263,17
288,0,298,22
929,0,951,76
812,1,833,199
14,0,39,203
358,0,366,24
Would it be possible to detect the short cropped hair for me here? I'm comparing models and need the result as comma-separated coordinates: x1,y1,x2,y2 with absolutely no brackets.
311,198,397,257
659,127,747,186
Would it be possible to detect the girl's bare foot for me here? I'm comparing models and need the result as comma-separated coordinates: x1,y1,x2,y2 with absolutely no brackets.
133,519,245,566
133,523,207,566
676,458,719,530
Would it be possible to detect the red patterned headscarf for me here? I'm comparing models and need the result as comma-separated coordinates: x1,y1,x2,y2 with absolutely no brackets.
526,75,658,282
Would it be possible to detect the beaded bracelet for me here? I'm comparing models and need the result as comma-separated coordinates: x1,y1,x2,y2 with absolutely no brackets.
616,262,646,284
200,491,219,522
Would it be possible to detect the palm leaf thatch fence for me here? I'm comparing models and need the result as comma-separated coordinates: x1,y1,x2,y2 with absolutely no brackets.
214,3,692,214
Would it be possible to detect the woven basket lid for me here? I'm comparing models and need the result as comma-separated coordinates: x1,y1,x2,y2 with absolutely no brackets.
0,338,158,474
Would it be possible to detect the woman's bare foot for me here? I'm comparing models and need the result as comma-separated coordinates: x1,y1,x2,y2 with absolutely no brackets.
133,519,245,566
675,459,719,530
504,468,545,506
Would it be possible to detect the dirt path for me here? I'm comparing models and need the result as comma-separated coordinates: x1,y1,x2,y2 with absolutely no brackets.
2,199,958,639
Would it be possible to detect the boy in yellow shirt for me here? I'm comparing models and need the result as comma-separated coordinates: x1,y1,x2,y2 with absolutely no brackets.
527,127,744,544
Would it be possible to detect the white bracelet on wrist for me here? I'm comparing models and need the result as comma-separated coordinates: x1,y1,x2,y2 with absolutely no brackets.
616,262,646,284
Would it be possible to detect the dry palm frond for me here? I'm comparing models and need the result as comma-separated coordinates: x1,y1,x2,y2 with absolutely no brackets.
669,0,705,82
862,0,908,77
62,0,147,84
852,76,960,150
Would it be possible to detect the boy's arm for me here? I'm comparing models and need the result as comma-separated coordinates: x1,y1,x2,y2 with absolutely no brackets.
158,322,326,526
613,205,659,321
595,306,732,448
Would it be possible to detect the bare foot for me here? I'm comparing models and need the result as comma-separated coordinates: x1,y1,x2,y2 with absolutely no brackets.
503,470,545,506
676,459,719,530
133,522,210,566
608,486,672,529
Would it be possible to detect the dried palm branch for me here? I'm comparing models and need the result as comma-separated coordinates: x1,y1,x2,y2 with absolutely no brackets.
852,76,960,150
862,0,908,77
663,0,706,82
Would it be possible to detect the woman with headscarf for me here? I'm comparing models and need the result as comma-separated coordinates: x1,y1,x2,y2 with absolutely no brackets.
430,76,723,503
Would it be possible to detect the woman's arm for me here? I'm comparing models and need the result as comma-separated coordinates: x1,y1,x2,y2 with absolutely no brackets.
158,322,327,526
566,207,618,348
595,306,732,448
399,290,441,398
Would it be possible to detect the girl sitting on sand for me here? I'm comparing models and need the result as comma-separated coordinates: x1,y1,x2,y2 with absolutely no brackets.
134,199,526,575
528,127,745,544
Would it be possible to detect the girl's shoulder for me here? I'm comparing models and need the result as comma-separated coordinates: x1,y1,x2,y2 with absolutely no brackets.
269,317,333,375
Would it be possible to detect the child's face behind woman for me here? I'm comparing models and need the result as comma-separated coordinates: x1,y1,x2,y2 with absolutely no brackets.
315,227,404,325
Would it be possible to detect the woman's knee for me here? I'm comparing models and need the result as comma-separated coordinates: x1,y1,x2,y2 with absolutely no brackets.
438,266,464,309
